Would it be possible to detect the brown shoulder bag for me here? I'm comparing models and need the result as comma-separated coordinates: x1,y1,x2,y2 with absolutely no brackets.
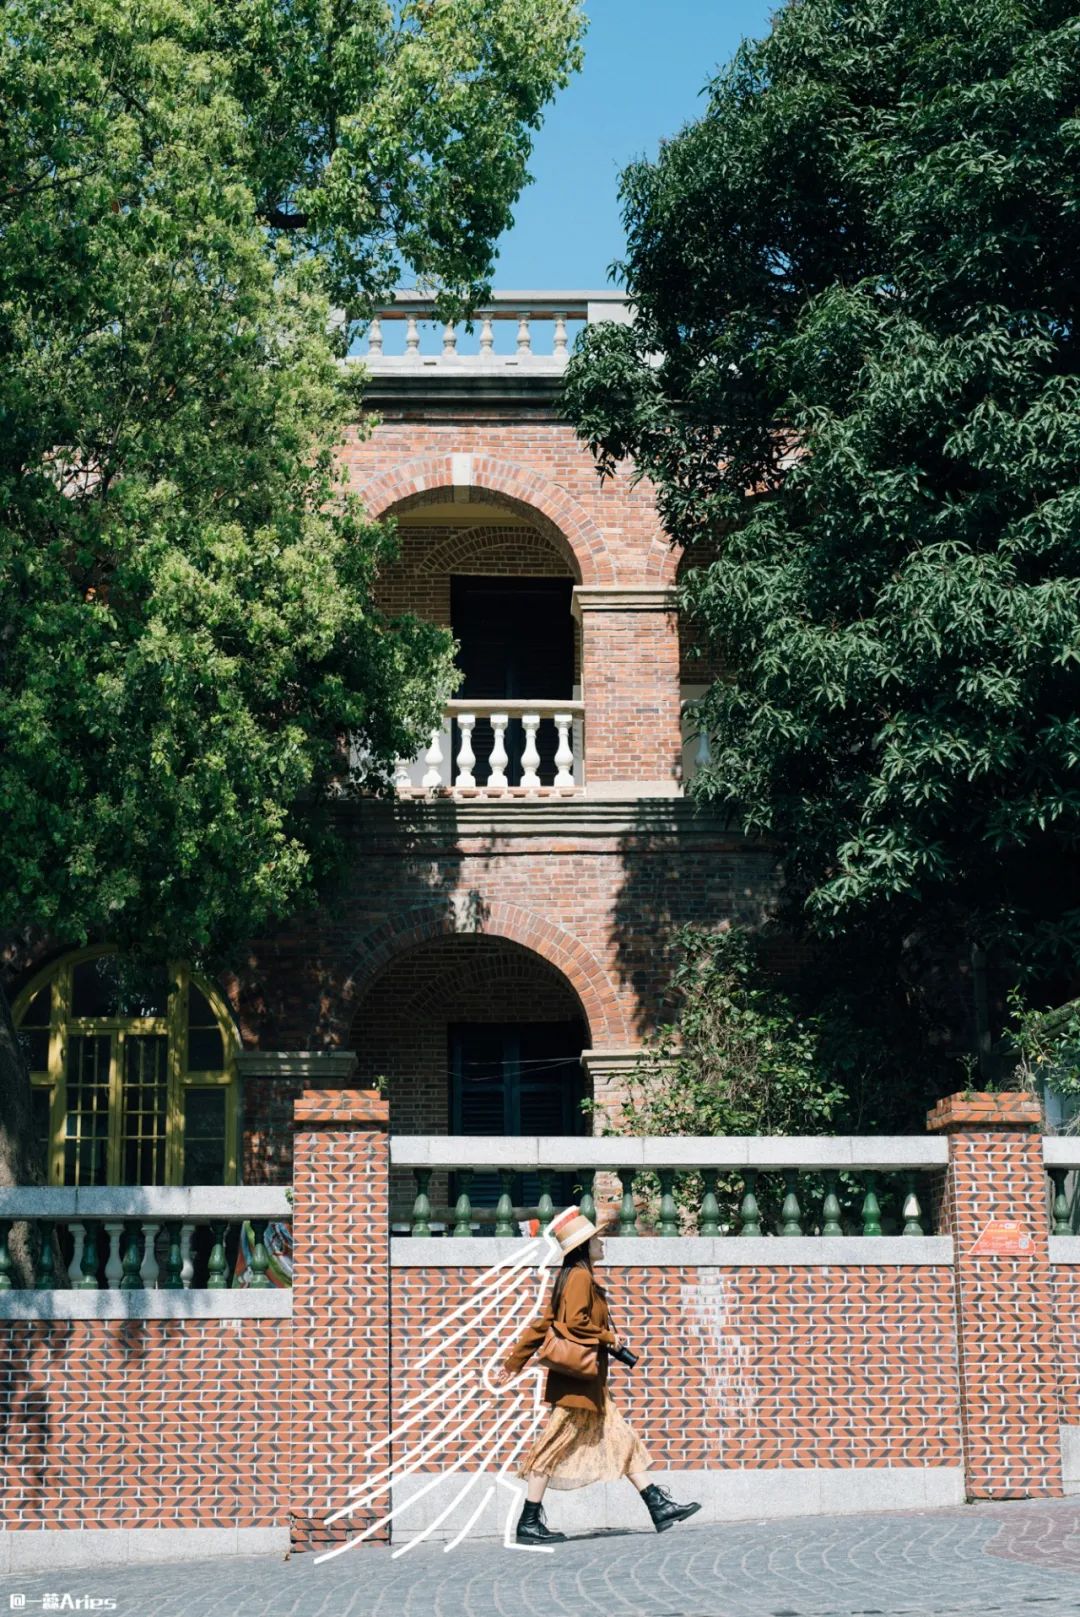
534,1274,602,1380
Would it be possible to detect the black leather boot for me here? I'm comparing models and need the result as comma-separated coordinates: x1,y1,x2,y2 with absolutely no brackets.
639,1481,702,1532
515,1499,567,1544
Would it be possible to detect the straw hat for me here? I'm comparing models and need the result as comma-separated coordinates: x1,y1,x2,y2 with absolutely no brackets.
548,1204,598,1256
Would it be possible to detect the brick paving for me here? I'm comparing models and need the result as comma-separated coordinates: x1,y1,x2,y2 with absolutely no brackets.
5,1501,1080,1617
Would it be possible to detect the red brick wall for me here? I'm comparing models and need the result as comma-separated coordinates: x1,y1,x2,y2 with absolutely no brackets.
1051,1267,1080,1426
0,1319,289,1531
390,1261,963,1473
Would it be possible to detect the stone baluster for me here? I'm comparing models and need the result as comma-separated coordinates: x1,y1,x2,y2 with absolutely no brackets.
67,1222,86,1286
422,727,444,791
553,713,575,790
495,1171,516,1237
537,1171,555,1230
411,1169,432,1237
452,1170,474,1238
248,1220,272,1288
37,1221,56,1289
552,313,569,359
180,1222,196,1288
695,723,712,773
1051,1168,1071,1236
516,312,532,358
488,713,509,793
902,1174,925,1237
698,1172,721,1236
120,1223,144,1290
861,1172,882,1236
739,1171,762,1236
454,713,476,790
658,1170,680,1236
618,1170,638,1236
103,1220,124,1288
479,315,495,360
139,1221,160,1288
821,1172,843,1236
207,1220,229,1287
393,757,412,791
405,315,421,361
367,317,383,359
442,322,458,359
76,1221,100,1289
162,1222,184,1289
577,1171,596,1225
780,1171,802,1236
520,714,541,789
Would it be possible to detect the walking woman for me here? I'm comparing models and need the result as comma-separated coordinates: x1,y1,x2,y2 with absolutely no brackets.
492,1204,701,1545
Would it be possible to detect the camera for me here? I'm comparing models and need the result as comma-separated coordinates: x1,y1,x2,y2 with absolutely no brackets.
609,1339,639,1368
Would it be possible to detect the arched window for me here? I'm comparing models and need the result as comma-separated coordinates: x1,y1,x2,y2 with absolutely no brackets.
13,948,239,1186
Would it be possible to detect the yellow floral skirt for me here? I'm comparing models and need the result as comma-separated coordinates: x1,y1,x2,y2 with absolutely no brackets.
517,1388,652,1490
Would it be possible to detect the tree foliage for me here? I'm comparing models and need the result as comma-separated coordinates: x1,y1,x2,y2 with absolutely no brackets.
0,0,583,1202
565,0,1080,1045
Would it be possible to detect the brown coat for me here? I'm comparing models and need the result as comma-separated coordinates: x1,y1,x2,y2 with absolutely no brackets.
501,1265,617,1412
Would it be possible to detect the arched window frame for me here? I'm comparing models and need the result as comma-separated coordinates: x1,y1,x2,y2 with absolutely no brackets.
12,945,240,1186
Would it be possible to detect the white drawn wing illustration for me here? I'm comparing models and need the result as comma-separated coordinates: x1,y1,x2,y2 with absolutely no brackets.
313,1225,562,1563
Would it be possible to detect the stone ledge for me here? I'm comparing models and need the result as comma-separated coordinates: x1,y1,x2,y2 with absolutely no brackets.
0,1526,289,1574
0,1289,292,1320
236,1050,357,1080
390,1236,954,1267
0,1186,291,1218
1050,1237,1080,1263
388,1134,948,1170
571,585,678,614
390,1466,966,1539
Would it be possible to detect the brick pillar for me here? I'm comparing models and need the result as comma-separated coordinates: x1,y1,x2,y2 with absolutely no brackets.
290,1089,390,1552
927,1091,1061,1499
573,586,681,790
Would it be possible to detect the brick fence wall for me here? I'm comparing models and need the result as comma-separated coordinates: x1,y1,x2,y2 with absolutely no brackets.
6,1089,1080,1573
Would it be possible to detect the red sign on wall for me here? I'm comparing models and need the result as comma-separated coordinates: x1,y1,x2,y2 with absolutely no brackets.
969,1220,1033,1256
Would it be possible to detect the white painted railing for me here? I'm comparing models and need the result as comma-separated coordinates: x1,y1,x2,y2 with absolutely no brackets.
355,290,630,375
394,699,585,796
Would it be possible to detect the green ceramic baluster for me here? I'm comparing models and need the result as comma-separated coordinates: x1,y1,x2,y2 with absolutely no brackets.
76,1220,100,1289
658,1170,680,1236
578,1171,596,1226
453,1170,474,1238
821,1173,843,1237
36,1220,56,1289
698,1172,721,1236
780,1171,802,1236
739,1171,762,1237
207,1220,229,1287
1051,1168,1071,1236
902,1173,925,1237
411,1169,432,1238
861,1173,882,1237
249,1220,271,1287
0,1221,12,1290
162,1222,184,1289
618,1170,638,1237
537,1170,554,1231
119,1222,144,1289
495,1171,516,1237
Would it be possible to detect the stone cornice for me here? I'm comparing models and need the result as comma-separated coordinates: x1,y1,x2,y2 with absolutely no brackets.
342,794,760,847
236,1050,358,1080
571,586,677,617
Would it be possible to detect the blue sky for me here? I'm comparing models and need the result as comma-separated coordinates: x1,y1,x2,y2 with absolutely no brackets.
491,0,777,290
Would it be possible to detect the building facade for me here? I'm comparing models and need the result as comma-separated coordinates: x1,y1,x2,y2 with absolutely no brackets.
10,291,780,1219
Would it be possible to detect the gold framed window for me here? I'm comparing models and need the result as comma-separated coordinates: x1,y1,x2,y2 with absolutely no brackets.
12,948,239,1186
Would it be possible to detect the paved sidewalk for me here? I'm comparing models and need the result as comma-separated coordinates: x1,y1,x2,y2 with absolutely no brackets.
4,1500,1080,1617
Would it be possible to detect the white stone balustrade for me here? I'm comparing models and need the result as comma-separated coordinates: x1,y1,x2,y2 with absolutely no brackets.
354,291,631,375
395,700,585,796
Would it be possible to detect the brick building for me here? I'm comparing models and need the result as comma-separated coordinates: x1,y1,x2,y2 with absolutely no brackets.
4,296,1080,1572
10,291,779,1211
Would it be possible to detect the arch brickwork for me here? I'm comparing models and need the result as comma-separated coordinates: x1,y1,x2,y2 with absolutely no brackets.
341,898,631,1048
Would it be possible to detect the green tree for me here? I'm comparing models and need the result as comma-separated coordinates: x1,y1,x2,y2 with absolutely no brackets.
565,0,1080,1077
0,0,583,1226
